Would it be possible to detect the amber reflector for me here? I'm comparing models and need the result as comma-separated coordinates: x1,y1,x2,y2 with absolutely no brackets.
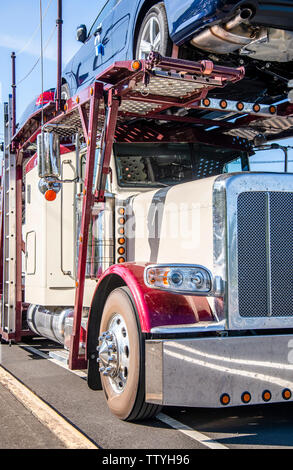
237,102,244,111
118,238,126,245
132,60,142,71
220,100,227,109
220,394,230,406
241,392,251,403
118,257,125,263
282,389,291,400
262,390,271,402
253,104,260,112
119,217,126,225
118,247,125,255
203,98,210,107
45,190,57,202
269,106,276,114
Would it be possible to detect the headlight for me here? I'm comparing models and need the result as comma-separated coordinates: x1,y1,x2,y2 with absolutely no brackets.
144,264,218,296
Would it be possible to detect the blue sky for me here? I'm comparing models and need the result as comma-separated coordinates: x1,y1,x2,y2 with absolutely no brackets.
0,0,99,137
0,0,292,170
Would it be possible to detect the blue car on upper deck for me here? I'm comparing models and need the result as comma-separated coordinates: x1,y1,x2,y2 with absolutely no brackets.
62,0,293,102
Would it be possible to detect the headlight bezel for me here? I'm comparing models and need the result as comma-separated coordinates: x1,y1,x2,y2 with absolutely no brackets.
144,264,223,297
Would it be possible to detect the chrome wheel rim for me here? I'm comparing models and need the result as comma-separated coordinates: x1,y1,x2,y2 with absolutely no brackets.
138,16,161,59
97,314,130,394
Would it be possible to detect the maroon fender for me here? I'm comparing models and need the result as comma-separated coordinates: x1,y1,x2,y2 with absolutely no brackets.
90,262,214,333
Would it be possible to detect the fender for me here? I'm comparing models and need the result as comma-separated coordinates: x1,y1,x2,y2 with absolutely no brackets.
86,262,213,390
88,262,213,336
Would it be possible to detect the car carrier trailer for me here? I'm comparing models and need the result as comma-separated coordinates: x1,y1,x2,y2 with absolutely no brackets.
1,53,293,421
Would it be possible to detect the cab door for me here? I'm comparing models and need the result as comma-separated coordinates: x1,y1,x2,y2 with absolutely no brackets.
72,0,116,92
111,0,132,60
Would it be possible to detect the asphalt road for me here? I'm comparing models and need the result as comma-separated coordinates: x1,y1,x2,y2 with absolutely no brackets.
1,337,293,450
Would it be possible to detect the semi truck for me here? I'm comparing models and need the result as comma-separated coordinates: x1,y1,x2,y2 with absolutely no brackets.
1,53,293,421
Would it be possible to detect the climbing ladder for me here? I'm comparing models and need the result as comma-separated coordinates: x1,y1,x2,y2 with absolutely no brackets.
1,96,17,339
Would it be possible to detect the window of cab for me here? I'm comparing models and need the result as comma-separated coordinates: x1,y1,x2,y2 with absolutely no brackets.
114,142,248,187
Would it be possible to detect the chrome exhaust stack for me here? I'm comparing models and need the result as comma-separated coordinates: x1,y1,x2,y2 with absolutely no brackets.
191,8,263,54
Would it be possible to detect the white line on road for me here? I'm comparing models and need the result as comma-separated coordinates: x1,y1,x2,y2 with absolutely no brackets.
157,413,229,450
0,366,98,449
19,344,88,379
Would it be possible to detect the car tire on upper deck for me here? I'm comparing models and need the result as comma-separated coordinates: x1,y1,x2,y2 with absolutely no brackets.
135,2,172,60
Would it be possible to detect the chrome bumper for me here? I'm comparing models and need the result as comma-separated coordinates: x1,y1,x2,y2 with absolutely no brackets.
145,334,293,407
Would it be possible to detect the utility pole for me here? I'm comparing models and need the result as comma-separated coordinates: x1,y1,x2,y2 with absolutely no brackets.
11,52,16,137
56,0,63,112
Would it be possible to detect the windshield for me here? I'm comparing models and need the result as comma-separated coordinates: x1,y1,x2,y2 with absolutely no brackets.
114,143,247,187
224,144,293,174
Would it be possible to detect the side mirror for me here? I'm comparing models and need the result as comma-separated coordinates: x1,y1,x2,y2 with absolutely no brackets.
76,24,87,43
37,132,61,179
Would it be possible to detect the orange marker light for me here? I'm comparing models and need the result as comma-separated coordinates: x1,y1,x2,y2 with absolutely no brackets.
253,104,260,113
118,247,125,255
237,102,244,111
203,98,210,107
282,389,291,400
118,238,126,245
262,390,271,402
220,100,227,109
131,60,142,71
241,392,251,404
118,227,125,235
269,105,276,114
45,189,57,202
118,208,125,215
220,394,230,406
118,257,125,264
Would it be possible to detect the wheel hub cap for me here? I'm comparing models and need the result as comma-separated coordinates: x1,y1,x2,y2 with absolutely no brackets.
97,314,130,393
138,16,161,59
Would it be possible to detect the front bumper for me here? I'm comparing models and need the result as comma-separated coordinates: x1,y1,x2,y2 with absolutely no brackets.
145,334,293,407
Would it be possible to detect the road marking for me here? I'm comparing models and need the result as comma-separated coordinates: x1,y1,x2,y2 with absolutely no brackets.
19,344,87,379
157,413,229,450
0,366,98,449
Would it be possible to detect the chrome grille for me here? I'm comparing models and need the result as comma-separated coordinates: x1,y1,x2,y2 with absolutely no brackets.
237,191,293,318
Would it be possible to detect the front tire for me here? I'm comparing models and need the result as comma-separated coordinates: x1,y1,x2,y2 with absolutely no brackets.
135,2,172,59
98,287,161,421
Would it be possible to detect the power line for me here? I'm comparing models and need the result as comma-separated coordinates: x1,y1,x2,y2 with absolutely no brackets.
15,0,54,56
16,24,57,86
